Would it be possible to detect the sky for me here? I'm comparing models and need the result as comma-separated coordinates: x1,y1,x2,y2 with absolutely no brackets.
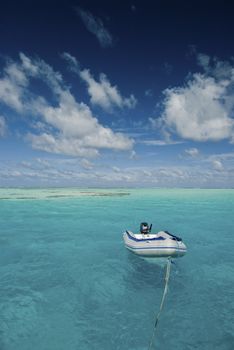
0,0,234,188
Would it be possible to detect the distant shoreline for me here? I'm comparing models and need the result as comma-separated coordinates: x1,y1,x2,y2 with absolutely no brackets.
0,186,233,190
0,187,233,201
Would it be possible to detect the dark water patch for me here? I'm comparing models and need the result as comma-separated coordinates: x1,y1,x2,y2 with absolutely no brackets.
15,197,38,200
0,197,38,200
80,191,130,196
124,253,166,290
45,194,76,198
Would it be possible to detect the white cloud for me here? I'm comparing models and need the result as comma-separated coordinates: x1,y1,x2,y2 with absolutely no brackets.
197,53,210,72
112,166,120,173
19,53,39,76
158,167,188,179
142,139,183,146
0,77,23,111
0,60,28,112
184,148,199,157
27,133,99,158
61,52,78,70
20,160,32,168
197,53,234,81
155,54,234,143
63,53,137,112
80,158,94,170
162,74,233,141
212,160,224,171
80,69,137,111
143,170,152,177
208,152,234,161
0,54,134,157
129,150,137,159
1,159,233,187
0,116,6,137
4,62,28,85
76,7,113,48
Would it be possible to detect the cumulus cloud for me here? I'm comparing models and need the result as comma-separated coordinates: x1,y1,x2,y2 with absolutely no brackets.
26,133,100,158
1,157,233,187
184,148,199,157
0,116,6,137
154,54,234,143
63,52,137,111
76,7,113,48
212,159,224,171
80,158,94,170
80,69,137,111
0,53,134,157
197,53,234,81
162,74,233,141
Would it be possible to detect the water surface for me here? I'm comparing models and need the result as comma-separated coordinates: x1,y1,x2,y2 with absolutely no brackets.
0,188,233,349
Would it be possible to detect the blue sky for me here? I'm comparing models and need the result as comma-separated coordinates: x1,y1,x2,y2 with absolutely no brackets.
0,0,234,187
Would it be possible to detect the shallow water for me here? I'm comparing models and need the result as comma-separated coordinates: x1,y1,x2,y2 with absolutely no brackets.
0,188,234,350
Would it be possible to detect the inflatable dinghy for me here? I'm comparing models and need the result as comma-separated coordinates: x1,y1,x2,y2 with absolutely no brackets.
123,222,187,258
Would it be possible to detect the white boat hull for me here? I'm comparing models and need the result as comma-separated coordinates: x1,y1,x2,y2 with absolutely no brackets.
123,230,187,258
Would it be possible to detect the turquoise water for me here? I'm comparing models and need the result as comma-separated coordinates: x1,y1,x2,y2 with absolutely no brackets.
0,188,234,350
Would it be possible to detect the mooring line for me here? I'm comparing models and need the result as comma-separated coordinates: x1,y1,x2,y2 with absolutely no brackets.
148,258,172,350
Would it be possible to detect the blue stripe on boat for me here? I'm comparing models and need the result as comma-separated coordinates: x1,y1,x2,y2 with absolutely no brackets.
125,230,165,242
125,244,187,251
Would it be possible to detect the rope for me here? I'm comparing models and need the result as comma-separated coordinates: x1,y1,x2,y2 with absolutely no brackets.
148,258,172,350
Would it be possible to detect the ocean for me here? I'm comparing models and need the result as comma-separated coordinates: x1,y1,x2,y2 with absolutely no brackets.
0,188,233,350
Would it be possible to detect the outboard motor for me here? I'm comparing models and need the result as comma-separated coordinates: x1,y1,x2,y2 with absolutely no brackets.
140,222,152,234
